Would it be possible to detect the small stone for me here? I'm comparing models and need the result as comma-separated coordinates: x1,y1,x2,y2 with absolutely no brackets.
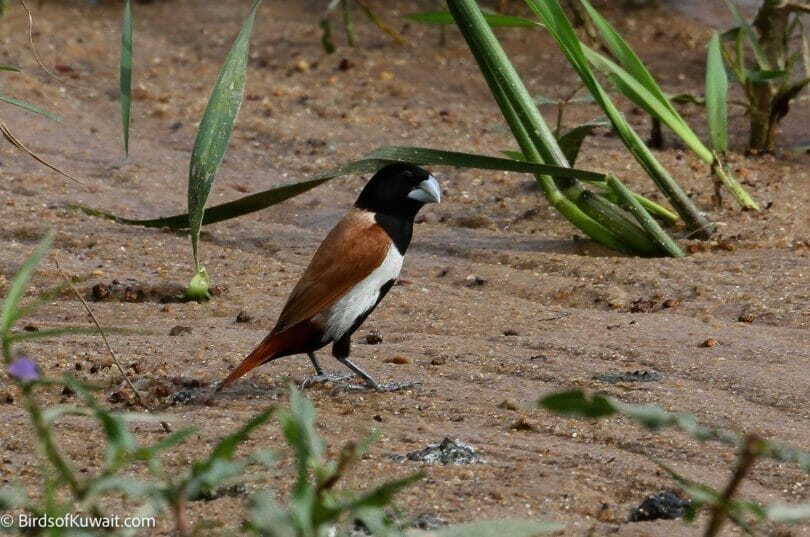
337,58,353,71
509,417,537,431
498,399,520,410
169,325,192,336
465,274,486,287
295,59,310,72
384,355,411,365
379,71,394,81
92,282,112,301
630,297,657,313
629,491,689,522
411,513,446,530
662,299,680,308
701,338,718,348
430,355,446,366
171,391,194,405
22,324,39,332
502,329,519,336
738,310,756,323
403,437,483,465
365,329,383,345
235,310,253,323
209,284,228,297
372,414,383,422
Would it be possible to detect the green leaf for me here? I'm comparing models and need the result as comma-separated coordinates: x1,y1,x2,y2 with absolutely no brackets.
188,0,262,272
120,0,132,156
134,427,197,461
557,120,607,165
539,390,616,418
706,32,728,153
319,18,336,54
410,519,564,536
66,377,138,470
342,473,423,512
580,0,679,119
746,69,787,82
185,267,210,300
72,146,609,229
525,0,715,237
0,94,60,122
0,65,20,71
724,0,772,70
766,503,810,523
583,46,712,163
403,10,537,27
0,230,54,337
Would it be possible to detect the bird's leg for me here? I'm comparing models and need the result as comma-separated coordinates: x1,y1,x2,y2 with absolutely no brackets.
307,352,324,375
334,356,421,393
301,352,353,388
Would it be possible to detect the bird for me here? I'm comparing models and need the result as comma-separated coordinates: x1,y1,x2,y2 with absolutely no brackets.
217,163,441,392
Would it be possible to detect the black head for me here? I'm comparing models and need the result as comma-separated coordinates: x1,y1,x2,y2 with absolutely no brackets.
355,163,441,221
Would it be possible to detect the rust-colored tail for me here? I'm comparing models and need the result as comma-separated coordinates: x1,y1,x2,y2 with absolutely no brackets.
217,321,320,391
217,333,284,391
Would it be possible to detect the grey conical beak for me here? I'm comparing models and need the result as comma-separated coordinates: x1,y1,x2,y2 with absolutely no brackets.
407,175,441,204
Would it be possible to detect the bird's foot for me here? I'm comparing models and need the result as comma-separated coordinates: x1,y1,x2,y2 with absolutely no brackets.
301,371,355,389
330,380,421,394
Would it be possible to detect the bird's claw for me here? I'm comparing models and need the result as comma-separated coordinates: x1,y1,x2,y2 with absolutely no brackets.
301,371,354,389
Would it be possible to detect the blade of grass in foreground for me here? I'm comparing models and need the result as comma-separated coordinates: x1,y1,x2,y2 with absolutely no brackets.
0,231,55,348
706,31,728,153
525,0,714,238
120,0,132,157
186,0,262,298
403,10,537,27
71,146,612,229
0,93,59,121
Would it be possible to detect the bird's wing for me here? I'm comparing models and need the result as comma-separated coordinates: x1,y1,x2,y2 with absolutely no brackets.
272,209,392,334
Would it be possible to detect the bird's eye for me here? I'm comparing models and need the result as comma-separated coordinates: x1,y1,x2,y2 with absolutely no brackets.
401,170,413,180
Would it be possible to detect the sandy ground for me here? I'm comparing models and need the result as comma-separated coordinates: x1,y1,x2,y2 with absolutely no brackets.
0,1,808,535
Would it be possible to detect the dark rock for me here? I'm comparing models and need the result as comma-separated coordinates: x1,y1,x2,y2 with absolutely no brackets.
411,512,446,530
594,370,663,384
169,325,192,336
91,283,111,301
365,329,383,345
629,491,689,522
191,483,248,502
171,391,194,405
403,437,483,465
235,310,253,323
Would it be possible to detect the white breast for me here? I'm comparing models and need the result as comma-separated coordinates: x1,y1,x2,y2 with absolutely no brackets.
321,244,404,342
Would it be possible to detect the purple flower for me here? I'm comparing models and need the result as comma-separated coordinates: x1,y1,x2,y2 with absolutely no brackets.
8,357,39,382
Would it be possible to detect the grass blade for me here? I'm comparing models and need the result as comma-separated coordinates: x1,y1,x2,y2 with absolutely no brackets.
557,120,607,164
724,0,772,70
0,93,59,122
120,0,133,156
525,0,715,237
706,32,729,153
607,175,683,257
580,0,679,118
403,10,537,27
0,231,55,340
72,146,611,229
0,65,20,72
187,0,262,293
0,119,83,184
